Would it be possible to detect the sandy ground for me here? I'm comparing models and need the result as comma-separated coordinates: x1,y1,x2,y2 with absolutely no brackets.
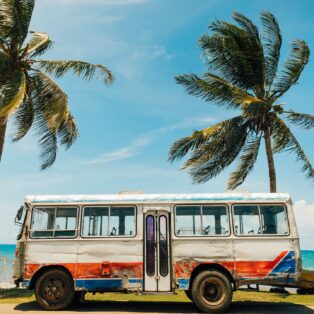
0,301,313,314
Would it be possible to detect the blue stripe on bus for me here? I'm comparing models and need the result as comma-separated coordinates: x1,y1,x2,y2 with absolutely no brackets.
23,279,30,287
75,278,143,290
177,278,189,290
269,251,296,276
128,278,143,284
75,278,123,290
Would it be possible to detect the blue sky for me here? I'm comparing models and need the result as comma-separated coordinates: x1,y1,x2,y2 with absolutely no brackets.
1,0,314,247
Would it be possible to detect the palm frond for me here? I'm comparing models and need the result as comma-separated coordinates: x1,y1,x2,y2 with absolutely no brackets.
33,109,58,170
37,60,114,84
0,70,26,117
0,0,34,47
272,118,314,179
0,0,15,45
31,71,69,129
284,111,314,129
180,117,248,183
168,132,206,163
272,40,310,98
57,112,78,149
201,18,264,92
199,34,255,90
227,135,261,190
30,71,79,168
233,11,260,42
26,31,50,54
11,75,34,141
175,73,263,109
0,50,11,73
232,11,265,93
169,116,245,162
260,11,282,89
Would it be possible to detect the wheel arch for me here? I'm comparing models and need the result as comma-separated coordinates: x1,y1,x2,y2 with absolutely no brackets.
29,265,74,289
188,263,235,291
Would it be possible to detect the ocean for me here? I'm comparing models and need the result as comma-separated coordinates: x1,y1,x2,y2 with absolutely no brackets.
0,244,314,286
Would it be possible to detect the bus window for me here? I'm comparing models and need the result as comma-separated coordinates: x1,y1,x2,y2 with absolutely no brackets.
260,205,288,235
159,215,168,276
146,215,155,276
82,207,109,237
175,206,201,236
31,207,78,238
202,206,229,235
110,207,135,236
233,205,261,235
31,208,55,237
82,206,136,237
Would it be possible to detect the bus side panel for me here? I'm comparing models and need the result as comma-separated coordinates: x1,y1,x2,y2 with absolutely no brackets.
172,239,235,290
234,238,298,286
23,240,78,287
75,239,143,291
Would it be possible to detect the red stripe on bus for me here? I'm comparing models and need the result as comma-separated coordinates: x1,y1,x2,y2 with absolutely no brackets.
175,251,288,279
24,262,143,280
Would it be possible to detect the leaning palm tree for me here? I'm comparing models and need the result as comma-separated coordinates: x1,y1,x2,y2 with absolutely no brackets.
0,0,113,169
169,11,314,192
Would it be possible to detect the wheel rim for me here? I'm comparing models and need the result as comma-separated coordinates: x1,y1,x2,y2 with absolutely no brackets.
42,277,66,304
200,277,227,306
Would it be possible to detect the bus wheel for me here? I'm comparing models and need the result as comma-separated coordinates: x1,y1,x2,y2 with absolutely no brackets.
35,269,74,310
191,270,233,313
184,289,193,301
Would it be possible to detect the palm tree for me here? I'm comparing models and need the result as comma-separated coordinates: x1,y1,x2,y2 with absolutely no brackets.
169,11,314,192
0,0,113,169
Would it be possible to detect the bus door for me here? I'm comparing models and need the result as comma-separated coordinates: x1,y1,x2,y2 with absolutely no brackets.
144,209,171,292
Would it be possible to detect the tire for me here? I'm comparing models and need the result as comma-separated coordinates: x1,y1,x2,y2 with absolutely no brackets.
35,268,74,310
191,270,233,313
184,289,193,301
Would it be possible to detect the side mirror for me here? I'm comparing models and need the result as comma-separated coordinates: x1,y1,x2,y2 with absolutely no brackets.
15,206,24,224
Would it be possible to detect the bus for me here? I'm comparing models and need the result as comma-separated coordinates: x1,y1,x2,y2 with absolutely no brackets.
13,193,314,313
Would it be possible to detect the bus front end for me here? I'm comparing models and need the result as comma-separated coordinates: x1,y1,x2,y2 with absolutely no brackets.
13,205,28,287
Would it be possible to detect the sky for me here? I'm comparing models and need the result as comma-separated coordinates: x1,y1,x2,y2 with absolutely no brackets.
0,0,314,248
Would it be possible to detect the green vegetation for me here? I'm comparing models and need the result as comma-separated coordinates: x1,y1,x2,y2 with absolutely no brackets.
0,288,34,304
0,0,113,169
1,289,314,306
169,11,314,192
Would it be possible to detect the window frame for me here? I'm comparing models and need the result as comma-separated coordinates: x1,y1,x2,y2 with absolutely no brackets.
159,215,169,277
30,205,79,239
174,203,231,237
81,205,137,239
145,214,156,276
232,203,290,237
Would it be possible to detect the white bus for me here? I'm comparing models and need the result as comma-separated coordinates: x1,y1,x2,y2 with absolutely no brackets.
13,193,314,313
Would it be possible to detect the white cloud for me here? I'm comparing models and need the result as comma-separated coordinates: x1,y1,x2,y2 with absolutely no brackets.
161,116,216,132
293,200,314,250
117,45,174,79
84,136,151,164
83,115,216,165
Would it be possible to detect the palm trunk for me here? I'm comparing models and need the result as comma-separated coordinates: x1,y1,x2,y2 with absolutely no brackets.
0,116,7,161
264,128,277,193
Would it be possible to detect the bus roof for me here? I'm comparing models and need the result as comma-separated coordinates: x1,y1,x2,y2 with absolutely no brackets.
25,193,291,204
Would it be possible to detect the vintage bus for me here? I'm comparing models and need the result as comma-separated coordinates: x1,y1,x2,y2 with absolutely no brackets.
13,193,314,313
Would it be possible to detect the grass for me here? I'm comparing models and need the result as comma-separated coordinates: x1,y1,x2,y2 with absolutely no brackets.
0,288,314,306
